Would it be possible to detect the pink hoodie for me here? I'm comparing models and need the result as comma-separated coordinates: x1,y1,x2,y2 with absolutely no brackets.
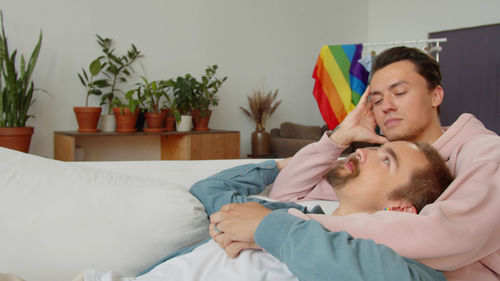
270,113,500,281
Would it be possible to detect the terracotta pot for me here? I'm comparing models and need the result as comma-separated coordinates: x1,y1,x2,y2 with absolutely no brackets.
74,107,102,132
0,126,34,153
161,108,176,131
251,125,270,156
192,110,211,131
165,117,176,131
144,112,165,132
161,108,173,118
113,107,140,133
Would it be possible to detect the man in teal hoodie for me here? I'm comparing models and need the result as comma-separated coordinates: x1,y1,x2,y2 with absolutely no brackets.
125,139,452,281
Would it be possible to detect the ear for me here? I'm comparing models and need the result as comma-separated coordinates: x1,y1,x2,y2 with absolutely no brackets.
431,86,444,108
385,201,417,214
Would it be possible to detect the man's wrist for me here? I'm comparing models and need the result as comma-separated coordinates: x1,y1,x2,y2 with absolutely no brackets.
254,210,300,255
275,158,291,171
329,126,352,146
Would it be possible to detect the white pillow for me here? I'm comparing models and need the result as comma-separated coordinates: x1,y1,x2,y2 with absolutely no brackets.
0,147,209,281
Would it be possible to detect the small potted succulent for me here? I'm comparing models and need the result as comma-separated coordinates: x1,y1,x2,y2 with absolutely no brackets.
74,57,108,132
111,88,143,133
192,65,227,131
137,77,166,132
0,11,42,153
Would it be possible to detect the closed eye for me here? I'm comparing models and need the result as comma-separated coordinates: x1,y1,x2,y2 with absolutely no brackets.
372,98,383,105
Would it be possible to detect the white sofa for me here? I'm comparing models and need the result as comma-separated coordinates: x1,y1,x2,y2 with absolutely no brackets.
0,147,266,281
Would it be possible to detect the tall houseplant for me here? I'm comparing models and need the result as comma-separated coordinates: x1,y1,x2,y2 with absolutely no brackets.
74,57,108,132
240,88,281,156
96,35,142,131
192,65,227,131
0,11,42,152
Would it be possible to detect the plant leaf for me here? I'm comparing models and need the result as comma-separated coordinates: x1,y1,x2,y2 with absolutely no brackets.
89,58,102,76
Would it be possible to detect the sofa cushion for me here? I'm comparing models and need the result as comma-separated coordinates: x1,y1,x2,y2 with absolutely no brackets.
0,147,209,281
279,122,322,140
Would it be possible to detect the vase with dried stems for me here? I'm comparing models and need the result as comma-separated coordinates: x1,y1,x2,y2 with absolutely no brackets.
240,88,281,156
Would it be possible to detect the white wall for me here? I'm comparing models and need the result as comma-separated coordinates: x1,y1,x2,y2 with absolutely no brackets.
1,0,369,159
367,0,500,42
4,0,499,159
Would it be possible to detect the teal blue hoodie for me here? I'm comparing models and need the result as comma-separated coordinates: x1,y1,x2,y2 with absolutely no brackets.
141,160,445,281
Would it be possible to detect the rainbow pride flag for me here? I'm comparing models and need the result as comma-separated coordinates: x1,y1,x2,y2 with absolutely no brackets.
312,44,369,129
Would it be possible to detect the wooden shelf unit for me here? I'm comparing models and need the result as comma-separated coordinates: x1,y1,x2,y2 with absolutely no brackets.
54,130,240,161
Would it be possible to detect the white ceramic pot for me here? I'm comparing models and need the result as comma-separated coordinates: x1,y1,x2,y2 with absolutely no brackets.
100,114,116,132
176,115,193,132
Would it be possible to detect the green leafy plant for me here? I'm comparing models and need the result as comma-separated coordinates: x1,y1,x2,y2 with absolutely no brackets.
137,77,166,113
0,10,42,127
77,56,109,107
162,85,176,109
161,85,180,122
194,65,227,114
96,34,142,114
112,88,143,115
166,74,200,117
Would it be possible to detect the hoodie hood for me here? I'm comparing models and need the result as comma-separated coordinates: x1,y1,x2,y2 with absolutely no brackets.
433,113,498,175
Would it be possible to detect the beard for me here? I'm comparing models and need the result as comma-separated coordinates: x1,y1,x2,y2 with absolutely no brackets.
325,157,360,190
382,122,426,143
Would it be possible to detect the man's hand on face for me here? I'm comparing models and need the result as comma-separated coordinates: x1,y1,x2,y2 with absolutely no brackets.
329,86,388,146
209,202,271,258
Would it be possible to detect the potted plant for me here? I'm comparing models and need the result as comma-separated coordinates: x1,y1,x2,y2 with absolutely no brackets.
240,88,281,156
192,65,227,131
160,83,178,131
137,77,166,132
166,74,199,132
74,57,108,132
111,88,143,133
96,35,142,132
0,11,42,153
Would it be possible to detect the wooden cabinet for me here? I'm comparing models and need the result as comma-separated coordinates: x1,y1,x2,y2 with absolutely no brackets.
54,130,240,161
161,132,240,160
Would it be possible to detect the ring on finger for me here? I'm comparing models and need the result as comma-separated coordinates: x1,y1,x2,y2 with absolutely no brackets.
213,223,223,234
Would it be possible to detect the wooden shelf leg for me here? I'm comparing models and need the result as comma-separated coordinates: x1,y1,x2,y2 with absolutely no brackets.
54,134,75,161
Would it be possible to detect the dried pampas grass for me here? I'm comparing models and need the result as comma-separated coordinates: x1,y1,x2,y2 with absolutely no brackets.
240,88,281,129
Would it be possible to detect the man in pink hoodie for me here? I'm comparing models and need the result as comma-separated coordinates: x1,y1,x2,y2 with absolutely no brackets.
211,47,500,281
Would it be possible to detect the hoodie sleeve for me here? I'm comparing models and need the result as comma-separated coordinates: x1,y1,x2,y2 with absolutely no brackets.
269,133,347,201
190,160,279,216
255,210,446,281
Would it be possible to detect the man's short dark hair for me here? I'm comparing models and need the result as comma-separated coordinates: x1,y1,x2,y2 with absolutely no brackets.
389,142,454,212
371,46,442,90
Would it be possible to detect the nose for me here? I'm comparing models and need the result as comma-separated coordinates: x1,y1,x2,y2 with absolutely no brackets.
380,95,397,113
355,149,365,164
355,147,377,164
